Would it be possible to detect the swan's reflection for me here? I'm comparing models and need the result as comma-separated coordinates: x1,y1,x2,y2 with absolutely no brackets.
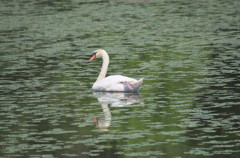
92,92,143,130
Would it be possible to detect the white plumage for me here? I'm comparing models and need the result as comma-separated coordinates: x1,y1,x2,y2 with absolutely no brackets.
89,49,143,92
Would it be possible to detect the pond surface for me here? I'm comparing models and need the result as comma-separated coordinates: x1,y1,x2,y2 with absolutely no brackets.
0,0,240,157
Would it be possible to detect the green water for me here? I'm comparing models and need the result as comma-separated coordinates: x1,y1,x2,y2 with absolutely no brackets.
0,0,239,157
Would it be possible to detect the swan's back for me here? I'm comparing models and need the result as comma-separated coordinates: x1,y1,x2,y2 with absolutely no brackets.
92,75,143,92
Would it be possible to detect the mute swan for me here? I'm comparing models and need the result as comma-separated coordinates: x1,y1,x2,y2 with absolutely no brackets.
89,49,143,92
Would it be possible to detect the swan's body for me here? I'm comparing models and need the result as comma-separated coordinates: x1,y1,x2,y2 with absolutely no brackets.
89,49,143,92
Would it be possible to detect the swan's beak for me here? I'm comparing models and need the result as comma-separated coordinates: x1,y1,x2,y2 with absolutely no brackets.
89,53,96,62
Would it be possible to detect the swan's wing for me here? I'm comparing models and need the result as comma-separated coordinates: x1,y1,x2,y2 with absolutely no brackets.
107,75,137,82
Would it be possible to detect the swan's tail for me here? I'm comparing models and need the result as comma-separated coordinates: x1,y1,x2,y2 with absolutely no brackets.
131,78,144,92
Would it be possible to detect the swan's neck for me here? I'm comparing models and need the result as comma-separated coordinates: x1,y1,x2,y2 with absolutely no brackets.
96,53,109,82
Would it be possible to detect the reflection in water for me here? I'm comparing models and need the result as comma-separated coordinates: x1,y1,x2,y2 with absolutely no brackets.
0,0,239,157
92,92,143,130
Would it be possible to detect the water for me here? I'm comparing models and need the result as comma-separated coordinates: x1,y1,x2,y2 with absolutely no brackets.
0,0,239,157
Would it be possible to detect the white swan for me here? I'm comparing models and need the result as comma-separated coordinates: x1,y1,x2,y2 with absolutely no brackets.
89,49,143,92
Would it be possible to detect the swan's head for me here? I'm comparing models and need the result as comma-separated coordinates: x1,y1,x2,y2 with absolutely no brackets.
89,49,107,62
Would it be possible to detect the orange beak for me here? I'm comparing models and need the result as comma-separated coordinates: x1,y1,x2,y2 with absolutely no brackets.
92,117,98,121
89,55,96,62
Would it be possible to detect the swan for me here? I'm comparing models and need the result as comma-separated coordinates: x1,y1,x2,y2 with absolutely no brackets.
89,49,143,92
